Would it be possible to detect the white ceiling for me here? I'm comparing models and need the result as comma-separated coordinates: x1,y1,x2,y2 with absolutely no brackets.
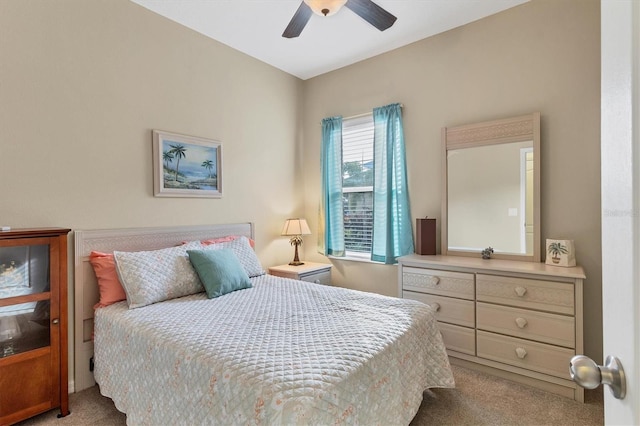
130,0,529,80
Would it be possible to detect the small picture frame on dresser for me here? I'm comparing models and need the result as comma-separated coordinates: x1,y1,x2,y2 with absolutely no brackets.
545,239,576,267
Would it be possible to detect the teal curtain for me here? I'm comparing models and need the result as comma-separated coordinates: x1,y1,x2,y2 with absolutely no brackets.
318,116,345,257
371,103,414,264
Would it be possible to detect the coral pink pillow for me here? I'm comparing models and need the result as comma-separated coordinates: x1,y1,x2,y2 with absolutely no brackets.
200,236,236,245
201,235,255,248
89,251,127,309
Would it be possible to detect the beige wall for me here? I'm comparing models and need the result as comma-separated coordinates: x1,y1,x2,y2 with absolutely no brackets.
0,0,303,387
0,0,304,253
301,0,602,361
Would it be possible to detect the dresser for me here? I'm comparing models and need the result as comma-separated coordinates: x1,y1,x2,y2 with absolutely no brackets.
269,262,332,285
0,228,71,424
398,254,585,402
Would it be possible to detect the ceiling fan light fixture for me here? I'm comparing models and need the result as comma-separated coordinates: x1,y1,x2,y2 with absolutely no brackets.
303,0,348,17
283,0,396,38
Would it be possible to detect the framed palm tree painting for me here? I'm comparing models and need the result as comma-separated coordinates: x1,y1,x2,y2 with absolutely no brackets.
152,130,222,198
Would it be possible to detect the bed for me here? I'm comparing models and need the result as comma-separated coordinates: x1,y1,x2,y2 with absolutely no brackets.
74,223,454,425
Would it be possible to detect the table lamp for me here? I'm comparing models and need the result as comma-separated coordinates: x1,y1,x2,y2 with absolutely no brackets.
281,218,311,266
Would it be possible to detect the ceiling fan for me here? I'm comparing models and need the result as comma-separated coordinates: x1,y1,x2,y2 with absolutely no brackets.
283,0,397,38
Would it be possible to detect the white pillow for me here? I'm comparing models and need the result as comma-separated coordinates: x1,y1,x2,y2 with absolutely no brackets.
114,242,204,309
200,236,264,277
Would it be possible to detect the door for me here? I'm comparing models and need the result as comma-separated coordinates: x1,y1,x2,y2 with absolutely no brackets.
600,1,639,424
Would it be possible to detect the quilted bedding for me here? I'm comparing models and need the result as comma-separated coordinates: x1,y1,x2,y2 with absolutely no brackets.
94,274,454,425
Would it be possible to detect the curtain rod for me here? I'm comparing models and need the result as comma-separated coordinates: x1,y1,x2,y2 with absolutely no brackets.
320,104,404,124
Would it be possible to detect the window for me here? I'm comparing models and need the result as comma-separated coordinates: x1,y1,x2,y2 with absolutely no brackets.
342,115,374,255
320,103,412,264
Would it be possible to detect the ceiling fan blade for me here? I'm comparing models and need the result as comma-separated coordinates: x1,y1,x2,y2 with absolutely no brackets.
282,2,313,38
345,0,397,31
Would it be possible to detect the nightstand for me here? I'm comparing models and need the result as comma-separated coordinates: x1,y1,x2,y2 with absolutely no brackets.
268,262,332,285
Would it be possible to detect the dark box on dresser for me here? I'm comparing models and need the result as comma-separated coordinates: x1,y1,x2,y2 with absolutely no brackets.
415,218,436,255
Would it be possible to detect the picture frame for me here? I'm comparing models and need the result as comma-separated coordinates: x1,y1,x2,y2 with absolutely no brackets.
152,130,222,198
545,239,576,267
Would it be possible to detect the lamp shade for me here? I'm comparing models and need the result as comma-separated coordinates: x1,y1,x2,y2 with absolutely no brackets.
303,0,347,16
281,218,311,236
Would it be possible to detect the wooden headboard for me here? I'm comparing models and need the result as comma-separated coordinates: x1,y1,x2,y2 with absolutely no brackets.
73,223,255,392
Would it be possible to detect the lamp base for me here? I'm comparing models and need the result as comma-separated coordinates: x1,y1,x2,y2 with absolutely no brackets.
289,240,304,266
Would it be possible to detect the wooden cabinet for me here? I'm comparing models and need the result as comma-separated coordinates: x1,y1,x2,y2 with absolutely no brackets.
268,262,332,285
0,228,70,424
398,254,585,402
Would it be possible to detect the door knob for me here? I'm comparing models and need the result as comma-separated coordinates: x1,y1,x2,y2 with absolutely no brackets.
569,355,626,399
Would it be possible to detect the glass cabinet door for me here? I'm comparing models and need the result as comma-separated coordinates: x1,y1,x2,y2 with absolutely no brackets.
0,243,51,357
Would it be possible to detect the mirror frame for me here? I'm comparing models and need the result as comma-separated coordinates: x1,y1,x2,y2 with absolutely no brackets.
441,112,541,262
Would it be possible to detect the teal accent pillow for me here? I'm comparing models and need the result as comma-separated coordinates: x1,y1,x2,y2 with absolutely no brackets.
187,249,252,298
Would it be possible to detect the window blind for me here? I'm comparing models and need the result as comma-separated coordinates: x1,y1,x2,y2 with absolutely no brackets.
342,115,374,253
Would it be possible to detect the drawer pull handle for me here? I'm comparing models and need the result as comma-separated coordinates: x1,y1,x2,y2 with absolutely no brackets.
515,347,528,359
514,286,527,297
431,302,441,312
515,317,528,328
430,276,440,286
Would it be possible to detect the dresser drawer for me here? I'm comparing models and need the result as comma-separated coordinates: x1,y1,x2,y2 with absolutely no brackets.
477,302,575,348
299,270,331,285
477,331,574,378
439,323,476,356
402,267,474,300
404,291,475,327
476,274,574,315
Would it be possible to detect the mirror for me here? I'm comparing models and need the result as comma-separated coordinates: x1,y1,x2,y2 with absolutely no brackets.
441,113,541,262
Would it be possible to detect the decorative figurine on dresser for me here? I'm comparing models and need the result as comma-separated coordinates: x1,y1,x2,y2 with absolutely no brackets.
0,227,71,424
399,113,587,402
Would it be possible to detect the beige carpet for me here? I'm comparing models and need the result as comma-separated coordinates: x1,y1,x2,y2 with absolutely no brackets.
18,365,603,426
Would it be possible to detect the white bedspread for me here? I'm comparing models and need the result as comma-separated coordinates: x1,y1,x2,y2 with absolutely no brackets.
94,274,454,425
